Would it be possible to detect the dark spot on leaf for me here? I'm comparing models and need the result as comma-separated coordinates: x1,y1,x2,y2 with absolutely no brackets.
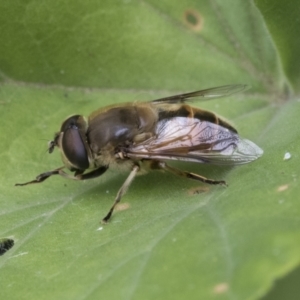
188,186,209,195
183,9,203,32
0,238,14,256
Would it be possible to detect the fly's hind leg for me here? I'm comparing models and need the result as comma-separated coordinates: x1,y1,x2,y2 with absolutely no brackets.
102,164,140,223
151,161,227,186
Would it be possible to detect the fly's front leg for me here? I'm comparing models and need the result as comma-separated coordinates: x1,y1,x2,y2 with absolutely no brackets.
75,166,108,180
15,166,108,186
15,167,66,186
152,161,227,186
102,164,140,223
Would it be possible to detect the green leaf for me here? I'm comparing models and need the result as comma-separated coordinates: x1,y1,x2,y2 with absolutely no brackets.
255,0,300,93
0,1,299,300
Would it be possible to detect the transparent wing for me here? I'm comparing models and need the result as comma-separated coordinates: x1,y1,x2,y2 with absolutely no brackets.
151,84,249,104
127,117,263,165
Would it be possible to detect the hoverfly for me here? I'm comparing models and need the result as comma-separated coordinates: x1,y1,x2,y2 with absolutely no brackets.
16,84,263,222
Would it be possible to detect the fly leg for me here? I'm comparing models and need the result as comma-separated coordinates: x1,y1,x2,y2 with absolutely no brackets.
102,164,140,223
75,166,108,180
15,167,66,186
153,161,227,186
15,166,108,186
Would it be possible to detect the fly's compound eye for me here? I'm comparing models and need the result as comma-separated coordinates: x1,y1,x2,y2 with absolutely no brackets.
61,115,89,170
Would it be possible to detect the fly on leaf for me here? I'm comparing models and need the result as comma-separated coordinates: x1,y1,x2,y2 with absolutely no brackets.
16,84,263,222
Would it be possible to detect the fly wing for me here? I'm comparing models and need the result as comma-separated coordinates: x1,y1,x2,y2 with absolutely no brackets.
151,84,249,104
127,117,263,165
